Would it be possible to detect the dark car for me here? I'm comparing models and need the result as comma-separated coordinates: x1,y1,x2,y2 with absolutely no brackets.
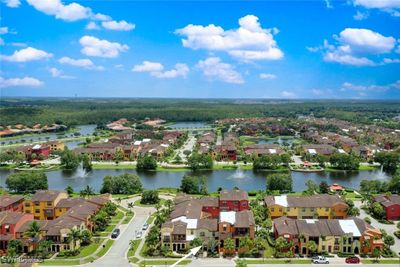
345,256,360,264
111,228,120,238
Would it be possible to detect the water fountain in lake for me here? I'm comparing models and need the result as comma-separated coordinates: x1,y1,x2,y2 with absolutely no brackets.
229,165,247,179
74,163,89,178
376,165,386,180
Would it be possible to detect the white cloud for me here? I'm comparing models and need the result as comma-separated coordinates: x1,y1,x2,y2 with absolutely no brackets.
353,11,369,20
259,73,277,80
0,76,43,88
1,47,52,62
314,28,397,66
58,56,104,70
86,22,100,30
92,13,111,21
152,64,189,78
324,0,332,8
102,20,135,31
2,0,20,8
196,57,244,84
79,36,129,58
0,27,8,34
175,14,283,62
27,0,92,22
280,91,296,98
353,0,400,16
132,61,189,78
341,80,400,92
132,61,164,72
10,42,27,47
49,67,75,79
0,38,4,46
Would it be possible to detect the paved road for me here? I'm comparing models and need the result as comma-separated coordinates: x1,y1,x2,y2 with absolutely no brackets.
175,134,196,162
355,201,400,254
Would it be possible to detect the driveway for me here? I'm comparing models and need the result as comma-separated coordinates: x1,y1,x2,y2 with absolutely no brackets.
354,200,400,254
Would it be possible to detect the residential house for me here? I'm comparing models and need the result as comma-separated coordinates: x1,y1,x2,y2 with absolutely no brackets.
264,194,348,219
219,189,249,212
24,190,68,220
373,195,400,220
302,144,337,157
0,211,34,254
273,217,383,255
45,141,65,152
0,195,24,212
243,144,284,158
218,210,255,253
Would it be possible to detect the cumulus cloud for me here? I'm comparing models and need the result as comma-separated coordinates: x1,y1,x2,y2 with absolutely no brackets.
2,0,20,8
310,28,397,66
86,22,100,30
79,35,129,58
0,76,43,88
27,0,92,22
353,0,400,16
196,57,244,84
102,20,135,31
0,27,8,34
132,61,189,78
259,73,277,80
0,38,4,46
1,47,53,62
49,67,75,79
280,91,296,98
175,15,283,62
353,11,369,20
341,80,400,92
58,56,104,70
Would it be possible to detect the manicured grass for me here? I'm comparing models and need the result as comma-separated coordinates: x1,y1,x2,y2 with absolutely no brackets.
92,164,136,169
361,259,400,264
40,259,81,265
134,198,166,207
104,223,117,233
139,242,148,257
156,167,191,172
83,256,96,264
358,165,378,171
147,214,156,224
96,239,114,258
240,259,311,264
56,243,100,259
122,212,134,224
129,256,140,263
139,259,191,266
127,239,141,257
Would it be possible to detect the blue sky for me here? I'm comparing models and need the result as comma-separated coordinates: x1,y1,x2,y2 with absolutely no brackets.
0,0,399,99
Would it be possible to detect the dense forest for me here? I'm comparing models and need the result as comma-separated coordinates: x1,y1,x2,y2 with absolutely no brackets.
1,98,399,128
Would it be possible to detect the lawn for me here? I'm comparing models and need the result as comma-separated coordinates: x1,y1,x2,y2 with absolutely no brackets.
240,259,311,264
96,239,114,258
40,259,81,266
146,214,156,224
127,239,141,257
139,259,191,266
122,212,134,224
92,164,136,170
56,243,100,259
361,259,400,264
104,223,117,233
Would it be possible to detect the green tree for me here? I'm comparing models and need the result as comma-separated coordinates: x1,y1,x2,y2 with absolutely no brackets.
60,148,80,170
38,240,53,258
304,180,318,195
267,173,292,193
188,153,213,170
180,175,207,194
383,235,395,250
274,237,289,256
306,240,317,256
190,237,203,248
140,190,160,205
24,221,41,250
80,229,92,245
374,152,399,173
253,155,281,170
137,154,157,170
100,173,143,194
6,171,48,194
319,181,329,194
67,228,81,251
370,202,385,219
65,185,74,197
113,149,124,163
80,185,95,198
7,240,23,254
372,247,381,262
329,153,360,170
82,154,92,171
223,238,235,255
236,260,247,267
239,235,253,252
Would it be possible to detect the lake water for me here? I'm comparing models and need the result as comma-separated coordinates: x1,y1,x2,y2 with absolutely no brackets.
168,122,210,129
0,125,97,148
258,137,297,145
0,168,390,193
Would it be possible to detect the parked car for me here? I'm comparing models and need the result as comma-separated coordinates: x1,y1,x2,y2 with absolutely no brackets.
345,256,360,264
136,231,142,239
142,223,149,230
111,228,120,238
312,256,329,264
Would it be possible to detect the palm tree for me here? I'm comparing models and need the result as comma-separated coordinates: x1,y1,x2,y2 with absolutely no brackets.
67,228,82,251
24,221,41,251
127,202,134,213
80,185,95,198
165,199,173,213
38,240,53,258
306,240,317,256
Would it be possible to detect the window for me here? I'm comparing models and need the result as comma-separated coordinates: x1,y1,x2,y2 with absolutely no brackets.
34,202,40,206
325,208,329,212
311,208,314,212
322,245,325,251
47,202,52,206
271,208,275,212
287,208,290,212
279,208,282,212
200,232,205,237
35,209,40,213
25,203,30,207
302,208,306,212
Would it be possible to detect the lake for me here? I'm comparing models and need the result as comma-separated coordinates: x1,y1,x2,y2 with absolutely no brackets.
0,125,97,146
0,168,390,193
168,122,210,129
